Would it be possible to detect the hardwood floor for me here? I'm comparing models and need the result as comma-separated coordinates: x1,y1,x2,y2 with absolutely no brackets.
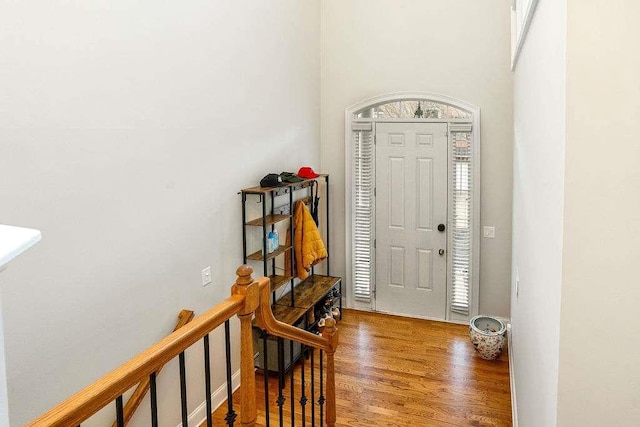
210,309,512,426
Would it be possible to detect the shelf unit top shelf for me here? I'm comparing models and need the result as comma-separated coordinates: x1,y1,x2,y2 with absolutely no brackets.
241,174,328,195
276,274,341,310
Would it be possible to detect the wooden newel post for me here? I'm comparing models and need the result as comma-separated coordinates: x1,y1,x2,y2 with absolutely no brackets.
233,265,259,427
322,317,339,427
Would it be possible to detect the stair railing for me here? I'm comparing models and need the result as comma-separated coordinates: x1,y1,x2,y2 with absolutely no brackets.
253,267,338,427
27,265,338,427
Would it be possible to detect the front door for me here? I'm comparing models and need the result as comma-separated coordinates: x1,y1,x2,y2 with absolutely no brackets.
375,122,448,319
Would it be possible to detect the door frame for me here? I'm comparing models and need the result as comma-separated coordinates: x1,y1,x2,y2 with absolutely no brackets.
344,92,481,323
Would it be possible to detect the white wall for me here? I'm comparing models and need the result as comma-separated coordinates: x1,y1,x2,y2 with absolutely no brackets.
511,0,566,425
558,1,640,425
0,292,9,427
0,1,320,425
321,0,513,317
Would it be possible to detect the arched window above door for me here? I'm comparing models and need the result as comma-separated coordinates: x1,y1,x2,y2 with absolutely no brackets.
353,99,472,120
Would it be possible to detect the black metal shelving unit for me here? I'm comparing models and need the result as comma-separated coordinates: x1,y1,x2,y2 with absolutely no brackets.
240,174,342,372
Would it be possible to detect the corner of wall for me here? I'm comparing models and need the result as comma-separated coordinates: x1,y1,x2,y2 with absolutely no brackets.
507,324,518,427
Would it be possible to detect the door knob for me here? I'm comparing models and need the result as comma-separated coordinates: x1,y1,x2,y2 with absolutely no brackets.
439,249,445,256
438,224,446,232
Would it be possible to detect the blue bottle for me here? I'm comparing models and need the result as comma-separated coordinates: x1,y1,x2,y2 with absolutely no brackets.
267,231,276,253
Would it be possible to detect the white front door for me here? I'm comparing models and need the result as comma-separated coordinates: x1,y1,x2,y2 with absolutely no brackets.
375,122,448,319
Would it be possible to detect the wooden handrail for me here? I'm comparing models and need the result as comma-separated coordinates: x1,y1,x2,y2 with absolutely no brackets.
111,309,195,427
28,265,338,427
254,273,338,353
27,295,245,426
252,266,339,427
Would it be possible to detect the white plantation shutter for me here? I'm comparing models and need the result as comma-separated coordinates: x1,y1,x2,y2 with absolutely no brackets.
352,123,374,302
450,126,473,315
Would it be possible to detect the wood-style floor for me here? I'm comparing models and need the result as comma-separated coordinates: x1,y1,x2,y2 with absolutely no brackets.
210,309,512,426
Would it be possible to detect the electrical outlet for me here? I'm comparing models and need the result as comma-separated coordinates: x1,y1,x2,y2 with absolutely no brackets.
202,266,212,287
483,226,496,238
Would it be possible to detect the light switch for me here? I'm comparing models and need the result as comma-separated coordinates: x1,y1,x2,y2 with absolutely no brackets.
483,226,495,238
202,266,212,287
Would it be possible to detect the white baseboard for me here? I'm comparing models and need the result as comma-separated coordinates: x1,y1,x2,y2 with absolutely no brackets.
507,324,518,427
178,369,241,427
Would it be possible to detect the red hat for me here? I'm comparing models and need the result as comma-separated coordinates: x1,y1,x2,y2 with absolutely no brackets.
297,167,319,179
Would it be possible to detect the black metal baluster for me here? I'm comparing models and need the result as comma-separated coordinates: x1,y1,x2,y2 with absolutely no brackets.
242,192,247,262
326,175,330,274
339,280,343,320
263,331,270,427
277,337,285,427
224,320,237,426
204,334,213,427
300,344,307,427
290,340,295,427
179,351,188,427
115,395,124,427
150,372,158,427
289,188,295,307
319,350,325,426
271,191,276,282
311,181,316,277
311,348,315,426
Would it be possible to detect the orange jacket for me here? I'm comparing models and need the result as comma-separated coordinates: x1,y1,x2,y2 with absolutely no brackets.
293,200,327,279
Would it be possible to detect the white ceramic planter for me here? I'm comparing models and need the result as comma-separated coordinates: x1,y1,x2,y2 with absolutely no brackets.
469,315,507,360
